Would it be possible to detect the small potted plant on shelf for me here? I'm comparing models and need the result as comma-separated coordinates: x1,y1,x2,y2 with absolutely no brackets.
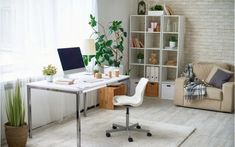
148,4,164,16
169,36,177,48
137,52,144,63
42,64,57,82
5,80,28,147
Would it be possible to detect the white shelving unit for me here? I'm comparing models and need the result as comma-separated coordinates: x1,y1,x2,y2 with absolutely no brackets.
129,15,184,98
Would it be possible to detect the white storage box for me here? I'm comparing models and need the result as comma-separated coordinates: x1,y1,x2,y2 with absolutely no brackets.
148,11,164,16
161,83,175,99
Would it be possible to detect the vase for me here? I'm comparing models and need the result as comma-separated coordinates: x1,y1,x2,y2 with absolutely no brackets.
45,75,53,82
138,59,143,64
169,41,176,48
5,123,28,147
148,11,164,16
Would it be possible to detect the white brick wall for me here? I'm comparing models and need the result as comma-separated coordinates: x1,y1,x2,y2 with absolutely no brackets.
145,0,234,65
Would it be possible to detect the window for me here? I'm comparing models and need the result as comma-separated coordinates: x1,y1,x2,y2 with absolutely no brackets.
0,0,97,81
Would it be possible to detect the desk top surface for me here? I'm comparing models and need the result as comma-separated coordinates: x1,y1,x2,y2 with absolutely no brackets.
27,73,129,93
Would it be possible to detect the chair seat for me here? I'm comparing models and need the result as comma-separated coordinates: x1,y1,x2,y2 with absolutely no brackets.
113,95,140,107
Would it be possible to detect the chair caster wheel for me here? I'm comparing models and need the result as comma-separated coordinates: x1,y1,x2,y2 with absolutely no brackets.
112,126,117,129
106,133,111,137
136,125,141,129
147,132,152,137
128,137,133,142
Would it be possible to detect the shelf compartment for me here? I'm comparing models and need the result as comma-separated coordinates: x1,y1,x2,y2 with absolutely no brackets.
163,34,178,50
129,65,145,79
130,49,145,64
145,50,160,65
146,33,160,48
163,16,179,32
162,50,177,66
161,67,177,82
130,16,145,32
130,33,145,48
146,16,161,32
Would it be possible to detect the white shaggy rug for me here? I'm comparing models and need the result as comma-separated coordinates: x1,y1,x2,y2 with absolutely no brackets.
26,117,196,147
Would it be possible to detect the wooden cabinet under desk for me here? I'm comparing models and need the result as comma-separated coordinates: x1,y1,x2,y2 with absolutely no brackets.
98,84,127,110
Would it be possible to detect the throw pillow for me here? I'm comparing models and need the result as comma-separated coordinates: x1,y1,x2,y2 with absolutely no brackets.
208,69,233,88
206,66,233,83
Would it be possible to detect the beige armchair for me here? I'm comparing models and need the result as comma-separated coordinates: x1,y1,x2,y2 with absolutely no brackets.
174,62,234,112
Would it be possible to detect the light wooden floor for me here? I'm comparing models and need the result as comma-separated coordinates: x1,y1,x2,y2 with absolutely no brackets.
86,97,234,147
2,97,234,147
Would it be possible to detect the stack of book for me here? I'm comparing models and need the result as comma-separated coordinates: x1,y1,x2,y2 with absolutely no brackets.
55,78,75,85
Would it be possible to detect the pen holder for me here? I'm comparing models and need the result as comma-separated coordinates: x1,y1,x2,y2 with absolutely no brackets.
114,70,119,77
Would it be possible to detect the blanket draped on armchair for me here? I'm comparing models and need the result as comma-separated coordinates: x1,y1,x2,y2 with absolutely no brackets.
183,64,207,100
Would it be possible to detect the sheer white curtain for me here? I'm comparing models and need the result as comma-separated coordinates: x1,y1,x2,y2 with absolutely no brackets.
0,0,97,79
1,0,97,141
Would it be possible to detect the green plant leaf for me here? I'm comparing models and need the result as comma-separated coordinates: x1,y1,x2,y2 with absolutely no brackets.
104,54,110,61
106,40,113,46
108,60,114,66
124,32,127,37
5,80,25,127
89,14,97,27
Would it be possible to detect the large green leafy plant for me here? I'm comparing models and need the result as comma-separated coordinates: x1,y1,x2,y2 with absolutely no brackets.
89,14,127,67
6,80,25,127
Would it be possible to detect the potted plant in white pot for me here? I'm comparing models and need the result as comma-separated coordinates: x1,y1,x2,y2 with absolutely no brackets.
169,36,177,48
42,64,57,82
5,80,28,147
137,52,144,63
148,4,164,16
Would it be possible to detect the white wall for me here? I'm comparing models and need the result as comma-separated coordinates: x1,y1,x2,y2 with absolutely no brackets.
140,0,234,65
99,0,234,66
97,0,138,72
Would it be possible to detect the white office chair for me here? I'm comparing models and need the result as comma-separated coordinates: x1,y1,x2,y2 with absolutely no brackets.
106,78,152,142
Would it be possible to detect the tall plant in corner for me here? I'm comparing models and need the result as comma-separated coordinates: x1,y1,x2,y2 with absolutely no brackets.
5,80,28,147
89,14,127,67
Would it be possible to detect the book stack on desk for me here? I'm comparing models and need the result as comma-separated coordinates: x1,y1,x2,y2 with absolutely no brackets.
55,79,74,85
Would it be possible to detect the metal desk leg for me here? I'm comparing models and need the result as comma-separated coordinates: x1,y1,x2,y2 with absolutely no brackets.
27,86,32,138
83,93,87,117
76,92,81,147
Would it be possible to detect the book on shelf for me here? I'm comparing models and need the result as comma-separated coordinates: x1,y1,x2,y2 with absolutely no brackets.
55,78,75,85
164,5,174,15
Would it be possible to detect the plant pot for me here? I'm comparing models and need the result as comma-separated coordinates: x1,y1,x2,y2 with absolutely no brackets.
138,59,143,64
45,75,53,82
169,41,176,48
148,11,164,16
5,123,28,147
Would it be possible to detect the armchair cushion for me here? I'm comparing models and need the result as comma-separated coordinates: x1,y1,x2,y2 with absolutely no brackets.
206,87,222,100
206,66,233,83
207,68,233,88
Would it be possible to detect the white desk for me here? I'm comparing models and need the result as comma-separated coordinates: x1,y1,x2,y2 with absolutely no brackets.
26,74,129,147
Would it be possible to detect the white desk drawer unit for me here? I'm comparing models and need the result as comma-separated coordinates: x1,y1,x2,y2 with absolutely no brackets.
161,83,175,99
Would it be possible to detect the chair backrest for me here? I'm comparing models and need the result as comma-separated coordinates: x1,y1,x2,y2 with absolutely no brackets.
133,78,149,106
